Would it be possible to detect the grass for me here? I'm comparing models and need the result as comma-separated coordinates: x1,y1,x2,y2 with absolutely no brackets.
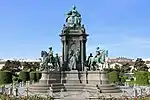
127,81,150,86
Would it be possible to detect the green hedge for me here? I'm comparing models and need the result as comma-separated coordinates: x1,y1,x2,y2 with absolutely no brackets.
135,71,149,85
30,71,42,82
36,72,42,82
0,71,12,85
30,72,36,82
108,71,119,83
19,71,30,82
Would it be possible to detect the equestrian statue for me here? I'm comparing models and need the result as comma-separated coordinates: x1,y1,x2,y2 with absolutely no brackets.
40,47,61,71
86,47,108,71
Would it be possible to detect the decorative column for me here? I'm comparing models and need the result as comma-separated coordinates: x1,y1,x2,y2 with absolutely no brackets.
64,39,68,70
62,40,64,63
81,39,84,71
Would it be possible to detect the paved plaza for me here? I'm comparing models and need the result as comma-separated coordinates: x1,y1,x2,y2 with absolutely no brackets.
1,83,150,99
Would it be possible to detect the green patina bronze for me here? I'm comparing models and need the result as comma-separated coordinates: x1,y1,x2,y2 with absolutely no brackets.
87,47,108,70
65,5,82,28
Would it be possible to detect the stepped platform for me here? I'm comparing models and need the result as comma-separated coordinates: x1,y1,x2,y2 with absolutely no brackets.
29,70,61,93
29,70,121,95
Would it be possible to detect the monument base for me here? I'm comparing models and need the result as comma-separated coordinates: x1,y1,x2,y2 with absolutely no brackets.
61,70,86,92
29,70,61,93
87,70,121,93
98,70,121,93
29,69,121,94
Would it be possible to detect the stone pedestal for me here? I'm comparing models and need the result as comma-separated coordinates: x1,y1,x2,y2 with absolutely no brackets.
39,70,61,84
64,70,81,84
86,70,121,93
100,70,109,84
62,70,86,84
29,70,61,93
87,71,101,85
98,70,121,93
61,70,86,91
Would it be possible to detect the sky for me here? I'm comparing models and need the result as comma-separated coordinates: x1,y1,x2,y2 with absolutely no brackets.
0,0,150,59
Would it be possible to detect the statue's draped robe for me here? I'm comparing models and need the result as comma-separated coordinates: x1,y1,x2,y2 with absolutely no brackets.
69,55,76,70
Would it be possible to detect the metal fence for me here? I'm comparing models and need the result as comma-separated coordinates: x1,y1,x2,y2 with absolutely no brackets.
0,83,150,100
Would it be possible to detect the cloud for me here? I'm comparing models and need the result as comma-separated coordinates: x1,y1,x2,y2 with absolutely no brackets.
120,35,150,48
87,34,150,58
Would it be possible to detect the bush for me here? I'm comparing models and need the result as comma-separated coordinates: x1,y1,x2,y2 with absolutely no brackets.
120,76,126,83
108,71,119,83
30,71,42,82
0,71,12,85
135,71,149,85
36,72,42,82
19,71,29,82
30,72,37,82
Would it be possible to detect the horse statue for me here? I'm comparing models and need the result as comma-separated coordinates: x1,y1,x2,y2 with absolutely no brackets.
41,51,50,71
40,51,55,71
88,49,108,71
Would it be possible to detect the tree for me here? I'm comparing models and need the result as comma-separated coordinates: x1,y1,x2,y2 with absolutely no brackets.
22,62,40,71
135,71,149,85
22,62,32,70
114,64,121,72
32,62,40,71
134,58,148,71
2,60,21,72
121,63,131,73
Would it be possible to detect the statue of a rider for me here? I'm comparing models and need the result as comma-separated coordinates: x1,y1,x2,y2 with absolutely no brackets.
88,47,108,71
48,47,54,65
65,5,82,28
41,51,49,71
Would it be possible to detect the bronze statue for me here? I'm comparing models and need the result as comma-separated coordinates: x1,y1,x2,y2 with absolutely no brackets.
65,5,82,28
87,53,93,70
55,53,60,71
41,51,50,70
48,47,54,63
70,53,77,70
87,48,108,71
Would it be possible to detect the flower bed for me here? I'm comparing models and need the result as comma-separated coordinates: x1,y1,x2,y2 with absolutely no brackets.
0,94,51,100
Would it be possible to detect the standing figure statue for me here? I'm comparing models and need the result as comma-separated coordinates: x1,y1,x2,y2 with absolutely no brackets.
54,53,60,71
86,53,93,70
70,53,77,70
68,50,77,70
75,49,81,70
68,49,73,70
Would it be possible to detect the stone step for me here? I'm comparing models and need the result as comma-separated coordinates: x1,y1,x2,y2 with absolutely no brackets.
29,84,51,87
29,86,50,90
53,88,85,92
99,86,119,90
101,89,122,93
99,84,116,87
29,89,49,93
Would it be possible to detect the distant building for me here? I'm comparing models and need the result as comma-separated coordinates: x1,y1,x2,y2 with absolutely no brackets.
108,57,134,63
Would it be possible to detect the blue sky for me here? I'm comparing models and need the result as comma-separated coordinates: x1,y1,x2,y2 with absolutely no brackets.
0,0,150,59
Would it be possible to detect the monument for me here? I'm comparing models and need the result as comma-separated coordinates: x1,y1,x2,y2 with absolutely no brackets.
60,5,88,71
29,6,121,98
